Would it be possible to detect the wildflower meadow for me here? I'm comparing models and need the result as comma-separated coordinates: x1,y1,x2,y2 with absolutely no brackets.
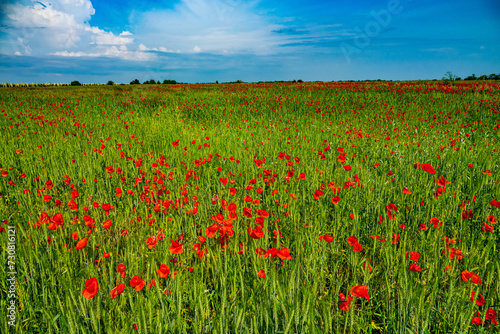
0,81,499,333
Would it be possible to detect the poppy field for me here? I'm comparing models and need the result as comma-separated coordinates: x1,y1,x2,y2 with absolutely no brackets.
0,81,499,333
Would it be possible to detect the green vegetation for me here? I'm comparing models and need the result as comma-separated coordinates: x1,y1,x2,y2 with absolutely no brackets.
0,81,499,333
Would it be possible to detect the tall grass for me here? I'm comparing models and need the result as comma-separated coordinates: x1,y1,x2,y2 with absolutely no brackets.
0,81,499,333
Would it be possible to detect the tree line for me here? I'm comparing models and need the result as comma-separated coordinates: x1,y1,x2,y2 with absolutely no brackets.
130,79,179,85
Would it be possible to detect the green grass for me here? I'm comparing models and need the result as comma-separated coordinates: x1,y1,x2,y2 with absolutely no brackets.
0,81,499,333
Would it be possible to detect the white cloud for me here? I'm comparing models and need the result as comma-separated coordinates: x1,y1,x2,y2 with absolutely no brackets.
138,43,178,53
17,38,32,55
52,45,153,61
1,0,329,59
5,1,83,48
86,26,134,45
422,47,454,53
134,0,286,55
2,0,150,60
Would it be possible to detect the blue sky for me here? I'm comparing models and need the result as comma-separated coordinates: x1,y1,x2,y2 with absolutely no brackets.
0,0,499,83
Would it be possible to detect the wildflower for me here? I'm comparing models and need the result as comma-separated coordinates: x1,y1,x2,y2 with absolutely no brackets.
82,277,98,299
350,285,370,300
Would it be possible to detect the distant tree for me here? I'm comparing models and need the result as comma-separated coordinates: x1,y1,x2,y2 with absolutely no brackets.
477,74,488,80
130,79,140,84
215,80,218,84
70,80,82,86
464,74,477,81
107,80,114,85
442,71,458,83
162,79,177,85
143,79,156,84
297,79,303,83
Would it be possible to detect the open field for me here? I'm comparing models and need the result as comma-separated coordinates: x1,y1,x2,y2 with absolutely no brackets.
0,81,499,333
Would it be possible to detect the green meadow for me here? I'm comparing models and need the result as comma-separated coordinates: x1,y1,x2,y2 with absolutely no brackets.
0,81,499,333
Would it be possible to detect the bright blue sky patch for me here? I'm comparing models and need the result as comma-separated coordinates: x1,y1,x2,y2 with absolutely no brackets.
0,0,498,83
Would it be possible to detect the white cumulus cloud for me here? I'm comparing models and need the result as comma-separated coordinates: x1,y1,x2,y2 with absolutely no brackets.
1,0,152,60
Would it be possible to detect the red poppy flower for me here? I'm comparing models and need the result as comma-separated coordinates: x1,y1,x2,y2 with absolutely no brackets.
462,210,473,220
255,247,269,258
51,213,64,226
347,236,358,246
117,264,126,278
258,270,266,278
101,203,111,215
418,223,429,231
277,248,292,260
481,222,494,233
462,270,482,284
435,176,450,187
406,251,420,262
319,234,335,243
110,284,126,299
362,260,372,273
486,308,498,325
157,264,170,278
103,220,111,229
67,200,78,210
421,163,436,174
71,190,79,199
43,195,51,202
352,243,363,252
248,225,265,239
331,196,341,204
471,275,482,285
338,296,353,311
169,239,184,254
487,215,497,224
147,236,158,249
430,217,442,228
193,243,207,259
490,200,500,208
76,238,87,249
205,224,219,238
82,277,98,299
350,285,369,300
130,275,145,291
313,190,324,200
471,317,482,325
243,207,252,218
447,247,464,260
471,291,485,306
409,263,421,272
